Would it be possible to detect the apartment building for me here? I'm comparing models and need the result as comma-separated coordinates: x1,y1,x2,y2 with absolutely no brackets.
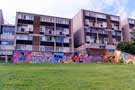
122,18,135,41
15,12,74,52
0,24,15,62
0,10,4,31
0,10,15,62
73,10,122,55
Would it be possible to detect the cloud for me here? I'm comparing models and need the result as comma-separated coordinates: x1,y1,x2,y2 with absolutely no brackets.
0,0,133,24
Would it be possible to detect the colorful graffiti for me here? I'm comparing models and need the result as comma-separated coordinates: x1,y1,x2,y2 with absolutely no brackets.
13,51,32,63
30,52,54,63
13,51,75,63
103,50,135,64
12,50,111,64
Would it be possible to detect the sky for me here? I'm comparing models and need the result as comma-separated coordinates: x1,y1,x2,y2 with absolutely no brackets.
0,0,135,24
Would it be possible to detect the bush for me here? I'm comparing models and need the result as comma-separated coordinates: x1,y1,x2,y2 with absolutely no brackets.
117,40,135,55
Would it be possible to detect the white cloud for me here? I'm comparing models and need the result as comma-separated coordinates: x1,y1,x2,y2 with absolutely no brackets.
0,0,132,24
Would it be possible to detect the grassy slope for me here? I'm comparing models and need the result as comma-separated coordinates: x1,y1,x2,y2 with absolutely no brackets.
0,63,135,90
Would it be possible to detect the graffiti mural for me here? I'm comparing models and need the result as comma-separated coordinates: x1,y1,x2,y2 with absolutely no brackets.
30,52,54,63
12,51,108,64
12,50,32,63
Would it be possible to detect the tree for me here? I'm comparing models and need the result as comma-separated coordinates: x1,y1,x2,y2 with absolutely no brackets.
117,41,135,55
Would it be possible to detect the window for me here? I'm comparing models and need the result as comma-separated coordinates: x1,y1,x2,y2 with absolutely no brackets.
56,28,63,35
41,36,46,41
86,36,91,43
111,23,119,30
56,18,68,24
44,46,54,51
85,11,89,16
44,26,54,34
103,22,107,28
86,36,96,43
64,37,70,43
85,28,90,32
89,12,96,17
96,13,106,19
56,37,64,42
65,19,70,24
112,31,116,35
116,31,121,36
129,19,135,24
21,28,25,32
91,29,97,33
63,47,70,52
98,29,104,34
18,24,32,32
16,35,30,40
25,45,32,50
18,25,27,32
1,26,14,35
41,16,54,22
85,19,89,26
46,36,54,42
40,26,45,32
25,15,33,20
28,25,33,31
111,16,119,21
28,35,33,40
1,41,14,45
1,41,8,45
16,44,26,50
18,13,33,20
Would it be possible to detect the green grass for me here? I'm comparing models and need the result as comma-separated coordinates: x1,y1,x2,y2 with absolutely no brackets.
0,63,135,90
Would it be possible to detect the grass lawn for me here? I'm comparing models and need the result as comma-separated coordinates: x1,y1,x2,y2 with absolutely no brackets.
0,63,135,90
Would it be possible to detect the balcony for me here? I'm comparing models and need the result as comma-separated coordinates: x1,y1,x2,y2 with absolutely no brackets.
16,30,29,34
0,45,15,50
56,18,70,25
0,50,13,55
106,45,116,49
39,46,54,51
18,13,34,20
16,35,33,41
41,36,54,43
16,44,32,51
44,30,54,36
98,30,108,34
56,47,70,52
96,13,106,19
84,11,96,18
0,35,15,40
17,25,32,34
76,43,116,51
110,16,120,21
40,16,55,23
129,19,135,25
85,19,107,29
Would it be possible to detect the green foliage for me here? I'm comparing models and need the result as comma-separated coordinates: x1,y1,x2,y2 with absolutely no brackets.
117,40,135,55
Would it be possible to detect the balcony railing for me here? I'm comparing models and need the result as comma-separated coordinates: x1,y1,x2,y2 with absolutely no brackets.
76,43,116,51
106,45,116,49
0,45,15,50
0,35,15,40
0,50,13,55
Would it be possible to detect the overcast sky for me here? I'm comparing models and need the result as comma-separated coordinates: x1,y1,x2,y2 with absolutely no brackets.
0,0,135,24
